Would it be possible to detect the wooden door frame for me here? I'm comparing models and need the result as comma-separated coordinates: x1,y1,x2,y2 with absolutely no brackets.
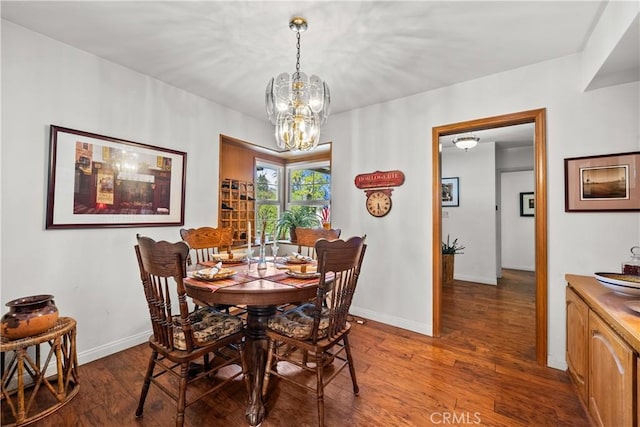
432,108,548,366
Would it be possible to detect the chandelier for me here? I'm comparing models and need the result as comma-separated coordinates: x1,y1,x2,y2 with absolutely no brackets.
265,17,330,151
452,135,479,151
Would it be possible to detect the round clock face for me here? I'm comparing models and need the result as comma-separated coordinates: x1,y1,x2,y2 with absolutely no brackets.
366,191,392,217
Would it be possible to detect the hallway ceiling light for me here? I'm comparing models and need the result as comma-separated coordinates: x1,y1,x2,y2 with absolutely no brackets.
452,135,479,151
265,17,330,151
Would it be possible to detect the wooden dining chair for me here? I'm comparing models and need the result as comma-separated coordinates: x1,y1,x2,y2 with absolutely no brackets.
180,226,241,313
179,226,234,266
262,236,367,427
294,227,341,259
134,235,247,427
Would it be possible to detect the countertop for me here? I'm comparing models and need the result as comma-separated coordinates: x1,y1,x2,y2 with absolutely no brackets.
566,274,640,353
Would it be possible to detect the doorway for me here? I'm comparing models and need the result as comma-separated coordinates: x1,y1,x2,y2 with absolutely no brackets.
431,109,548,366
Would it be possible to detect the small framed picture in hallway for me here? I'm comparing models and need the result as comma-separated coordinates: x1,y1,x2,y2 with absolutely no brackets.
520,192,534,217
441,177,459,207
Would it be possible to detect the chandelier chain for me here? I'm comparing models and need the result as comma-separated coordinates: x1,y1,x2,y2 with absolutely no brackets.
295,30,301,80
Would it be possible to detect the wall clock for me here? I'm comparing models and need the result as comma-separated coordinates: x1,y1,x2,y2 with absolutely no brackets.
365,189,393,217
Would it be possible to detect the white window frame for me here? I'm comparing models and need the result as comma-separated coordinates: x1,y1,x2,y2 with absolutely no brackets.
286,160,331,210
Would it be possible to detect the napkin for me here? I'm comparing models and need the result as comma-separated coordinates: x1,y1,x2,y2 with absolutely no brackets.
198,261,222,279
291,252,312,261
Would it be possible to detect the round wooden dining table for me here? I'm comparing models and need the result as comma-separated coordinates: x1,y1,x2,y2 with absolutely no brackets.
184,262,318,426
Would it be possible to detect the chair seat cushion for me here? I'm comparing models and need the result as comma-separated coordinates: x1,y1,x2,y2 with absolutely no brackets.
173,307,243,351
267,303,329,340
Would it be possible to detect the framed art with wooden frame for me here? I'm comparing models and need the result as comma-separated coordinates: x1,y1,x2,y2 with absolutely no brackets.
564,151,640,212
520,192,535,217
441,177,459,207
46,125,187,228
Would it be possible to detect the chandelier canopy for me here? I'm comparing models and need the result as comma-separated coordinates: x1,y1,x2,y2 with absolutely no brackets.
452,135,479,151
265,17,330,151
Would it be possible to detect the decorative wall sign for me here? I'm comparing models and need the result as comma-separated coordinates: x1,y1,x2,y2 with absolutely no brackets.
355,170,405,217
564,151,640,212
46,125,187,228
355,170,405,189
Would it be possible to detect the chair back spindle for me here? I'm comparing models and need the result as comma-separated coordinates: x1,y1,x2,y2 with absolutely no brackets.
295,227,341,259
311,237,366,344
135,235,196,352
180,226,234,265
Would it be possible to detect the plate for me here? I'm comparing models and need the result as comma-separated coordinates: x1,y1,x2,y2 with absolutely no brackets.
285,270,320,279
192,268,236,281
286,256,310,264
594,272,640,297
212,253,246,264
595,272,640,286
213,256,246,264
624,300,640,315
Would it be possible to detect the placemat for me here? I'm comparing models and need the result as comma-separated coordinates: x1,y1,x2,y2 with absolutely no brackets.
266,272,334,288
184,272,253,292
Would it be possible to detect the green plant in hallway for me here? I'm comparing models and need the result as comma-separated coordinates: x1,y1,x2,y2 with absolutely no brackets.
442,235,465,254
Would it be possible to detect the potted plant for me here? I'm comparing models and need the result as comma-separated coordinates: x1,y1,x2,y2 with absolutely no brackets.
442,235,465,286
319,206,330,229
275,208,320,242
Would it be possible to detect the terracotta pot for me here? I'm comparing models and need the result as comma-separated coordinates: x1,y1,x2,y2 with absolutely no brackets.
1,294,59,340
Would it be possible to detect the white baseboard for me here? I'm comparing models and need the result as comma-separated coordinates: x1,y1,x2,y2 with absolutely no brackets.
77,331,150,366
547,354,567,370
349,305,432,336
5,331,150,390
501,264,535,272
454,273,497,285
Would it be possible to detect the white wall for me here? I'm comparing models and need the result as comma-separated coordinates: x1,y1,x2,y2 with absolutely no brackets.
442,142,497,285
2,19,639,372
496,145,535,276
496,145,535,171
0,21,273,364
325,53,639,369
500,170,535,271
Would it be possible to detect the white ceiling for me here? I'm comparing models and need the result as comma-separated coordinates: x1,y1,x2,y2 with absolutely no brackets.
3,1,636,148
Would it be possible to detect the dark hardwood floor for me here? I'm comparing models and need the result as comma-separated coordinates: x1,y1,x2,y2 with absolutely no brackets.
7,269,591,426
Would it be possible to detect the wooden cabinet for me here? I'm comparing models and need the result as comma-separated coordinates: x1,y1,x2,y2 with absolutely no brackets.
637,358,640,425
588,311,634,427
219,178,255,245
565,275,640,427
566,287,589,403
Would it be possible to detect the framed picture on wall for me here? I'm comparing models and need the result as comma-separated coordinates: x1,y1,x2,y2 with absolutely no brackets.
441,177,459,207
46,125,187,228
520,192,535,217
564,151,640,212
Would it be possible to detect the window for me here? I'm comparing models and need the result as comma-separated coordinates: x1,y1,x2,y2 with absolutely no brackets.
255,161,282,240
255,159,331,241
288,161,331,212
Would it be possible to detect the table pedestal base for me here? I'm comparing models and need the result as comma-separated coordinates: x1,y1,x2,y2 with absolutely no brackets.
244,306,276,427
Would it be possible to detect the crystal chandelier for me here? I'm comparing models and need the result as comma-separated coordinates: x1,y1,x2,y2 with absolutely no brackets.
452,135,479,151
265,17,330,151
